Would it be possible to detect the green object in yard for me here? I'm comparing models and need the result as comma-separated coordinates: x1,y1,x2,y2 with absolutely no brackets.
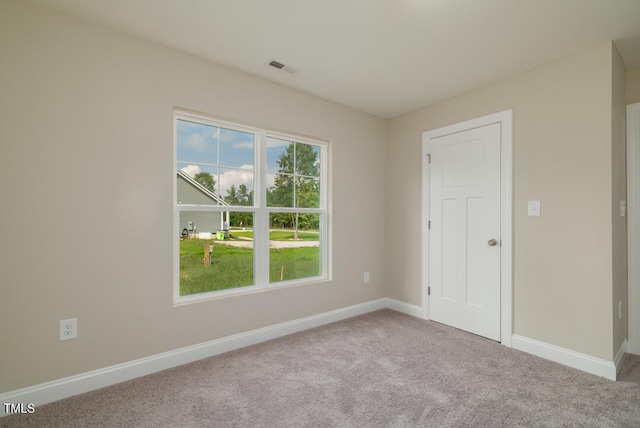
216,230,225,240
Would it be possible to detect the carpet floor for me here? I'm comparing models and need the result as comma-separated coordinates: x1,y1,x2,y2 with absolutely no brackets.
3,309,640,427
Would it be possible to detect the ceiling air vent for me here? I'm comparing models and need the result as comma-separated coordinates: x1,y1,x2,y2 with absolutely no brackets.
269,60,297,74
269,60,285,69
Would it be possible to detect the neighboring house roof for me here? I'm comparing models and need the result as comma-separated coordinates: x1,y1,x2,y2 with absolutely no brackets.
177,170,230,206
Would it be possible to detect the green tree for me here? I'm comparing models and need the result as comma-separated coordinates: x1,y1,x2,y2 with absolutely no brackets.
237,184,253,206
268,142,320,238
225,184,239,205
224,184,254,228
194,171,215,193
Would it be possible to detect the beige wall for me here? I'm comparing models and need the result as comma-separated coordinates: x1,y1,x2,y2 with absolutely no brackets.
0,0,629,395
387,43,619,360
0,1,387,393
627,68,640,104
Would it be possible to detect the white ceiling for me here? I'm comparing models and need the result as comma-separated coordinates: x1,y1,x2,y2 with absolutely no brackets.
30,0,640,119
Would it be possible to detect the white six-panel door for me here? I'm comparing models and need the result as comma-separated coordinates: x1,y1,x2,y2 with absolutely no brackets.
424,122,502,341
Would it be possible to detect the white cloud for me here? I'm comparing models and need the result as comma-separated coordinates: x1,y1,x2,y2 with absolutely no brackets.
185,134,208,152
180,164,201,177
219,128,254,150
266,172,276,189
266,137,292,148
233,141,254,150
220,165,254,191
181,164,257,195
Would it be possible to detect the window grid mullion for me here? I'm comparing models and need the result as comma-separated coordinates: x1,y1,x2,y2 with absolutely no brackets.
254,130,269,287
175,112,327,303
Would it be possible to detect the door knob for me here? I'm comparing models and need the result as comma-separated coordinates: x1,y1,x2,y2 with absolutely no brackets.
488,239,498,246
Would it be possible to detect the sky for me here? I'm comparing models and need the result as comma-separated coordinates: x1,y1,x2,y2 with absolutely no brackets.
176,119,319,202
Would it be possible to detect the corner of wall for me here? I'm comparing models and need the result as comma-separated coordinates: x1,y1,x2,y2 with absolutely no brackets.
626,67,640,105
611,42,628,359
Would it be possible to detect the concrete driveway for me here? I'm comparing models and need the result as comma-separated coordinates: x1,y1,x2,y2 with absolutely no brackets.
214,239,319,249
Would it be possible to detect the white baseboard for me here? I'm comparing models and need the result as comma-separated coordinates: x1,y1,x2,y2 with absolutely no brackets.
614,339,629,378
512,334,618,381
1,298,388,416
385,298,424,318
2,299,628,417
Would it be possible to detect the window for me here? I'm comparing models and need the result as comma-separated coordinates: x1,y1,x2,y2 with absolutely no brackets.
174,112,328,303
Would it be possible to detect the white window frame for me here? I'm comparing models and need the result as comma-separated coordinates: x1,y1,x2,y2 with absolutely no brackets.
173,110,329,305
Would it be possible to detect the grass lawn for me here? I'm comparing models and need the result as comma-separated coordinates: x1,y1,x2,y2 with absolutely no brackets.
269,230,319,241
179,237,320,296
229,230,254,240
269,246,320,283
229,229,319,241
180,240,253,296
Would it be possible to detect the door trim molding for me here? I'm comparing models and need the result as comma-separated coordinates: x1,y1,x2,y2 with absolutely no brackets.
628,102,640,354
421,109,513,347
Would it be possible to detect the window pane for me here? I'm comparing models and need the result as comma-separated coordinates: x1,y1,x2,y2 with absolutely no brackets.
179,211,254,296
296,177,320,208
295,142,320,177
176,119,218,165
220,167,254,207
269,213,320,283
267,137,294,175
267,138,322,208
267,173,293,207
176,164,220,205
175,113,327,301
220,127,255,168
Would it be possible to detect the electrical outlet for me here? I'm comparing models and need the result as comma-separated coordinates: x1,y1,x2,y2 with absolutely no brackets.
59,318,78,341
364,272,370,283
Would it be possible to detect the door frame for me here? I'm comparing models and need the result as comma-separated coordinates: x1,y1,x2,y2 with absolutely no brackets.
421,109,513,347
628,102,640,354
